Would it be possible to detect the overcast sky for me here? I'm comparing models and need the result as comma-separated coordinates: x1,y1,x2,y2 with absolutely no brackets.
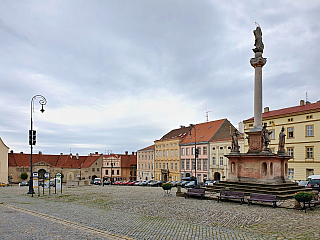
1,1,319,155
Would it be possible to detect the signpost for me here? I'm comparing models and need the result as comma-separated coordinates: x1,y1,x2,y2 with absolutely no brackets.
56,173,62,194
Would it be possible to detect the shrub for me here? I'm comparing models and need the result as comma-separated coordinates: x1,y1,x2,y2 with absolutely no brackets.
293,191,313,202
162,183,173,190
21,172,28,180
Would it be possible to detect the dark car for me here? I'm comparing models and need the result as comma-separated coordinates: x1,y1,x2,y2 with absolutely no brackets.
309,179,320,190
20,181,29,187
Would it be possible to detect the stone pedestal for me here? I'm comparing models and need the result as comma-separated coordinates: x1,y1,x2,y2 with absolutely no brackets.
226,153,291,184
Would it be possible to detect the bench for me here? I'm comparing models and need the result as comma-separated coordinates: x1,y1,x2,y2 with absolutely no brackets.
248,193,277,208
185,188,205,200
217,191,245,204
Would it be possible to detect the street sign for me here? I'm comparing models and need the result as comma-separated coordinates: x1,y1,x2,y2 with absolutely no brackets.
44,172,50,179
33,172,38,178
56,173,61,178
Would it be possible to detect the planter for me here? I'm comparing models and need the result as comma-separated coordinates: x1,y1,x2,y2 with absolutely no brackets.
294,195,312,202
162,185,172,191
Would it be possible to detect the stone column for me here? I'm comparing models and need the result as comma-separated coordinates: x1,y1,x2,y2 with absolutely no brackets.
250,52,266,132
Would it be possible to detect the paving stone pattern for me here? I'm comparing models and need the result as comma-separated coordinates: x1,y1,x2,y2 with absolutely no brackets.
0,186,319,239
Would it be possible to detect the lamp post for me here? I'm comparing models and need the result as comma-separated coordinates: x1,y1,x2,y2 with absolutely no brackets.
28,95,47,196
107,150,113,185
189,124,198,187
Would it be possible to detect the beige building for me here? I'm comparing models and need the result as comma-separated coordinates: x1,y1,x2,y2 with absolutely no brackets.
137,145,154,181
154,126,191,182
209,136,244,182
8,151,103,185
243,100,320,181
0,138,9,184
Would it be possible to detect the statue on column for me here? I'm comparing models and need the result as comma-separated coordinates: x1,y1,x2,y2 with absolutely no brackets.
278,126,286,154
261,123,272,151
253,23,264,53
231,129,240,153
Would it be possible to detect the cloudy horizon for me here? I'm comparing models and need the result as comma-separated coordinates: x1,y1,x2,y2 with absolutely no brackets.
1,1,319,155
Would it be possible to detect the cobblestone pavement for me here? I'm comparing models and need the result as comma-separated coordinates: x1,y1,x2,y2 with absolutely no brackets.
0,186,319,240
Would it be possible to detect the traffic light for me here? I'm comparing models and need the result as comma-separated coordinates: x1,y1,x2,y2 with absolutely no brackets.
195,148,199,158
29,130,36,145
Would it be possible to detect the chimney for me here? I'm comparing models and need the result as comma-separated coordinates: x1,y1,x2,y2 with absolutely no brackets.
300,100,305,106
125,151,128,155
264,107,269,113
132,151,135,155
60,153,63,155
20,152,23,154
10,150,13,154
70,153,72,157
95,151,98,154
306,101,311,105
39,151,42,155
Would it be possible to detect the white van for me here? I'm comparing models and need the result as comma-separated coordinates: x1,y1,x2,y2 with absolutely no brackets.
306,175,320,182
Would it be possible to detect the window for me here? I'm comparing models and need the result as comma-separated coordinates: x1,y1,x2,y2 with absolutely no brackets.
163,150,165,157
306,115,313,119
163,163,165,169
156,163,158,169
220,157,223,166
288,169,294,180
112,170,114,175
269,121,274,125
197,159,201,170
249,124,253,127
145,164,147,169
159,151,162,157
270,130,275,139
175,163,177,170
151,163,153,170
148,163,150,170
288,127,294,138
141,164,143,170
186,148,190,155
117,170,119,175
156,151,158,157
171,150,173,157
288,118,293,122
306,125,314,137
171,163,173,170
97,168,99,172
92,168,95,172
306,147,314,159
181,159,185,170
203,159,208,171
197,174,201,183
220,147,223,150
212,157,216,165
175,150,178,157
145,155,147,160
287,148,294,157
166,163,169,169
212,147,216,150
186,160,190,170
197,147,201,155
203,147,207,155
166,150,169,157
105,170,108,175
192,147,195,155
181,148,185,155
191,159,195,170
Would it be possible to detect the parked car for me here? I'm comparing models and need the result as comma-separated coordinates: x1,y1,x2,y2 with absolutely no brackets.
185,181,196,188
20,181,29,187
309,179,320,190
181,181,190,188
127,181,136,186
204,180,216,187
93,178,102,185
103,180,110,185
298,180,309,187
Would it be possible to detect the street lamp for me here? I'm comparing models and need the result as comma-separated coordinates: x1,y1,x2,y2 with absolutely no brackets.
189,124,199,187
28,95,47,196
107,150,113,185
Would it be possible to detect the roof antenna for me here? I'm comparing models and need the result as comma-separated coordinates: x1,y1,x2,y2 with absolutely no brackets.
306,92,308,102
204,102,211,122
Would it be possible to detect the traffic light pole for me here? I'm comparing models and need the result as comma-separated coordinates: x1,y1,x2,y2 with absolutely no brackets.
28,95,46,197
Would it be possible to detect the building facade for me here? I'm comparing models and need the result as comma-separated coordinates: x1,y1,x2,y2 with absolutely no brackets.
102,151,137,182
8,151,103,185
0,138,9,184
243,100,320,181
137,145,154,181
154,126,191,182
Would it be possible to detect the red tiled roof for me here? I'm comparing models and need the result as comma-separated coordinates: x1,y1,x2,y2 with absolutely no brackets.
103,153,137,168
155,126,192,142
138,145,154,151
8,153,102,168
244,101,320,122
180,119,226,144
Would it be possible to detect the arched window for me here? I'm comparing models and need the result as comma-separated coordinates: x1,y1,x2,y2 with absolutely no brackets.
262,162,267,176
270,162,273,175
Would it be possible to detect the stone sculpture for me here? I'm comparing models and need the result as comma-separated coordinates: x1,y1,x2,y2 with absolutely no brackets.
252,25,264,53
231,129,240,153
261,124,272,151
278,126,286,154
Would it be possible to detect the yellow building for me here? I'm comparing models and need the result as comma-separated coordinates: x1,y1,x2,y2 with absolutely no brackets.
154,126,191,181
243,100,320,181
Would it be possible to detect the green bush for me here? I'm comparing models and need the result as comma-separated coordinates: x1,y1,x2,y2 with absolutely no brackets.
162,183,172,190
21,172,28,180
293,191,313,202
